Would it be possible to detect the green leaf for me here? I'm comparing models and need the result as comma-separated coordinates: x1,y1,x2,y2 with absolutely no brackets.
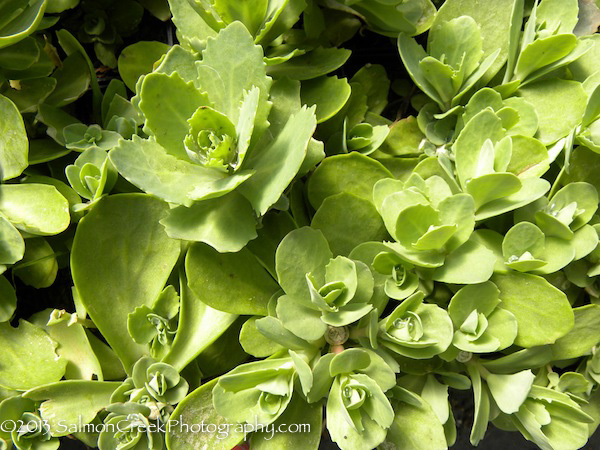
276,296,327,341
167,378,245,450
44,53,91,107
37,103,80,146
466,173,522,211
0,93,27,181
481,346,552,374
551,304,600,360
186,243,279,315
429,16,482,74
0,184,70,236
239,316,284,358
517,79,587,144
197,22,272,130
0,320,66,390
474,177,550,221
266,47,351,80
154,44,199,82
431,0,517,82
0,34,39,69
492,272,574,347
502,222,546,270
300,76,351,123
161,192,257,252
311,192,388,257
110,136,252,207
255,316,316,352
13,238,57,289
0,275,16,322
276,227,332,300
432,239,496,284
384,390,447,450
466,364,489,446
239,105,316,215
31,310,101,381
507,135,548,178
266,77,301,136
448,282,500,324
71,194,180,372
118,41,169,91
138,72,212,159
515,34,577,81
55,29,102,122
3,77,56,114
454,110,505,188
0,214,24,267
163,274,237,371
486,370,534,414
167,0,216,48
397,34,442,106
250,394,322,450
46,0,80,13
564,145,600,192
0,0,46,49
308,152,393,209
23,381,120,436
537,0,579,34
341,0,435,36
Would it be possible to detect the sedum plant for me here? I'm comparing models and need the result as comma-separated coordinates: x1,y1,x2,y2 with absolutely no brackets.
109,22,320,252
2,0,600,450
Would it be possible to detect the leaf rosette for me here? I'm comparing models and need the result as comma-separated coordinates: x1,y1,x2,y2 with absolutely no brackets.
375,174,473,254
306,348,395,450
378,292,453,359
110,356,189,423
503,385,594,450
341,121,390,156
452,109,550,220
448,282,517,353
501,0,592,90
98,402,163,450
213,357,297,426
261,227,378,343
373,173,500,283
398,15,500,111
127,286,180,360
66,147,118,206
109,22,318,252
371,250,419,301
64,124,122,153
534,182,599,240
0,396,58,450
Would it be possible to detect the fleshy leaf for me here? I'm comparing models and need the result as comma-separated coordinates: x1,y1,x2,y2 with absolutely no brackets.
186,243,279,316
0,184,70,236
0,93,28,181
138,71,212,159
109,136,253,207
71,194,180,372
0,320,66,390
161,192,258,252
23,381,120,436
492,272,574,347
239,105,316,215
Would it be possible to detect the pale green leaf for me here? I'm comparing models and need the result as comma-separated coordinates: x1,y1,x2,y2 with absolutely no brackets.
71,194,181,372
0,94,28,181
0,320,66,390
186,243,279,315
